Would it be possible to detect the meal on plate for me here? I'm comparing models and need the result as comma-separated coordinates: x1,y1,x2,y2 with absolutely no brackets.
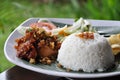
14,18,116,72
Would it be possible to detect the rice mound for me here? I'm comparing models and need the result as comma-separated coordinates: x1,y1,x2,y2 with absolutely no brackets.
57,33,114,72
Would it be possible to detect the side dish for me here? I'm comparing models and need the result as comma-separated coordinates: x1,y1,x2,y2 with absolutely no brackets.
107,34,120,55
57,32,114,72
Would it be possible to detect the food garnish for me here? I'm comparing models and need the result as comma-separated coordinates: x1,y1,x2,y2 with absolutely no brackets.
76,32,94,39
52,18,96,42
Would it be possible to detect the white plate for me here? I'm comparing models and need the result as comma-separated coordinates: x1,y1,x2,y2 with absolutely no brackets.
4,18,120,78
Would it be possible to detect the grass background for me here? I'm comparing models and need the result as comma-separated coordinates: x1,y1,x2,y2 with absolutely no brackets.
0,0,120,72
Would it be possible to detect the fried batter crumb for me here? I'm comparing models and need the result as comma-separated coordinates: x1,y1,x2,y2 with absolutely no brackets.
76,32,94,39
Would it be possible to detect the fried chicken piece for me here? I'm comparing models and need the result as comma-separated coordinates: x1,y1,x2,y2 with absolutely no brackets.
15,26,61,64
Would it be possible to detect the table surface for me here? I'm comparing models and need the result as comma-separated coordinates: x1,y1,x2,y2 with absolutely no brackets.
0,66,120,80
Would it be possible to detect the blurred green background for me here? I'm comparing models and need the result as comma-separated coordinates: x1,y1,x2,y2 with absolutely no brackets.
0,0,120,72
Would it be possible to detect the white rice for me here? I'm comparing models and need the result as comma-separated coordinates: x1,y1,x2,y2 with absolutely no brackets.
57,33,114,72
